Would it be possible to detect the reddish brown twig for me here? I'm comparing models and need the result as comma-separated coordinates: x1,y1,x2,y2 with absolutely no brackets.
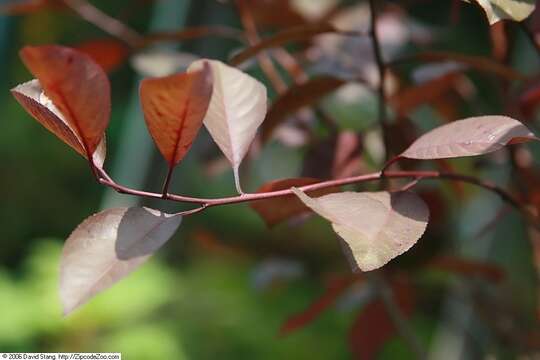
62,0,143,47
96,165,534,230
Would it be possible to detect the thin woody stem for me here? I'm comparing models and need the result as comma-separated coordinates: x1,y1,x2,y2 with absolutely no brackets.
62,0,143,47
236,0,288,93
162,165,175,198
96,167,531,225
367,272,427,359
368,0,391,160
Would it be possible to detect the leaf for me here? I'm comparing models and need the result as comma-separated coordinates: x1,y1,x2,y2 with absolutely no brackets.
292,189,429,271
518,78,540,116
0,0,58,14
390,72,461,117
187,59,267,193
19,45,111,156
75,39,129,73
463,0,535,24
400,115,537,160
262,76,345,142
93,136,107,169
280,275,360,335
428,256,505,282
250,178,340,227
246,0,307,28
11,79,106,166
60,207,182,315
349,280,415,359
332,131,364,179
229,23,340,66
140,63,213,167
131,49,199,77
406,51,524,81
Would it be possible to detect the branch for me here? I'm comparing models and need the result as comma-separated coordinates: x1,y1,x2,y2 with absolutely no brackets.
367,272,427,359
368,0,391,159
235,0,288,93
62,0,143,47
140,26,246,48
96,166,536,231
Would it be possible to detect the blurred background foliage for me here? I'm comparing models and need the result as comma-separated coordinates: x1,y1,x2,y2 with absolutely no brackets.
0,0,540,358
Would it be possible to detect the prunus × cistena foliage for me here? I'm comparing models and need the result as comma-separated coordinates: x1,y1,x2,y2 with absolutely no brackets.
4,0,540,357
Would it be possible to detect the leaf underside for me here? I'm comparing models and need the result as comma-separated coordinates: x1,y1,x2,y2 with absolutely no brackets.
60,207,182,315
292,188,429,272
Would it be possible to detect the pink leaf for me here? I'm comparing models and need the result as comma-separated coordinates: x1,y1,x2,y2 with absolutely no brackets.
60,207,182,315
401,115,537,160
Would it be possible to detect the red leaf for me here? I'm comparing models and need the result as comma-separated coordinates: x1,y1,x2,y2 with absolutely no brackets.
247,0,307,29
75,39,129,73
413,51,524,81
249,178,340,227
280,275,361,335
518,79,540,117
428,256,505,282
349,280,415,359
20,45,111,155
301,131,364,180
261,76,345,142
0,0,61,15
332,131,364,179
229,23,341,66
140,63,213,166
390,73,460,117
11,79,86,157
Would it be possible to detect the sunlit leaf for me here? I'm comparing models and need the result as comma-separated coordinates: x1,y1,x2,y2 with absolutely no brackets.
93,136,107,169
292,189,429,271
19,45,111,156
463,0,535,24
250,178,340,227
187,59,267,193
400,115,537,160
11,79,106,166
290,0,339,21
140,63,213,167
60,207,182,315
262,76,345,142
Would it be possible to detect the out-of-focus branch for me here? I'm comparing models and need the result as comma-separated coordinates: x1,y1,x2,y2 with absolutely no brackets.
367,272,427,359
368,0,390,159
62,0,143,47
235,0,287,93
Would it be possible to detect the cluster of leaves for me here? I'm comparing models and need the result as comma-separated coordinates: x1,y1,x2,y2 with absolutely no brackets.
11,44,538,315
4,1,540,356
